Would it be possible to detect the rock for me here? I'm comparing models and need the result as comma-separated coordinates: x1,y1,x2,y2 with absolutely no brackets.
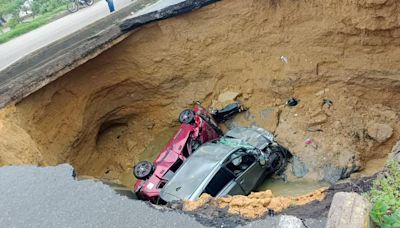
308,113,328,127
321,164,361,184
292,156,309,177
341,164,361,179
391,141,400,162
278,215,305,228
322,166,343,184
217,91,241,103
326,192,371,228
367,123,393,143
303,218,327,228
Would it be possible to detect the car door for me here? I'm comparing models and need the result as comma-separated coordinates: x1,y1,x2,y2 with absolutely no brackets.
234,160,265,194
217,177,246,197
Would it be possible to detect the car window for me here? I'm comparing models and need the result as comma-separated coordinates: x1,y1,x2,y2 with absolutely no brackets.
204,167,235,197
225,151,256,177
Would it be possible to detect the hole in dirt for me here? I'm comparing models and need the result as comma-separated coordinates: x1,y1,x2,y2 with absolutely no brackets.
3,1,400,218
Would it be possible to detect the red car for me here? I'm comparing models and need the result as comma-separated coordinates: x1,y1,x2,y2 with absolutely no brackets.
133,102,244,203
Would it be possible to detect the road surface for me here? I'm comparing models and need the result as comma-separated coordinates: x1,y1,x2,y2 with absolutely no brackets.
0,0,188,71
0,0,132,71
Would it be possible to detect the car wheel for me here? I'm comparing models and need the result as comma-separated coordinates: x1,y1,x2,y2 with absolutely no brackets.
133,161,154,180
270,146,289,175
179,109,195,124
85,0,94,6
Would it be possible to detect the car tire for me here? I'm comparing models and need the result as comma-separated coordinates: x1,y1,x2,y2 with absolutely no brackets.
67,0,79,13
270,146,290,175
178,109,195,124
85,0,94,6
133,161,154,180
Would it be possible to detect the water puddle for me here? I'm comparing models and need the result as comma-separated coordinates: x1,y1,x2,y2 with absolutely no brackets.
354,157,387,177
256,178,330,197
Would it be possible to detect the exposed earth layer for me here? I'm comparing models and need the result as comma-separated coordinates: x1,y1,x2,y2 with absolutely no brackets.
0,0,399,209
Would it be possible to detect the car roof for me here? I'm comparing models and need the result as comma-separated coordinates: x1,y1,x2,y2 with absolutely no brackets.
225,127,274,150
160,142,235,201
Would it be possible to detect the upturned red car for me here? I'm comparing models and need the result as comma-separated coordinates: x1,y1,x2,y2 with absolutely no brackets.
133,102,244,203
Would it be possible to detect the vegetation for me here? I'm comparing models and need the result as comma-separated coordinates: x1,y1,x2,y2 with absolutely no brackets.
0,6,65,44
368,159,400,228
0,0,67,43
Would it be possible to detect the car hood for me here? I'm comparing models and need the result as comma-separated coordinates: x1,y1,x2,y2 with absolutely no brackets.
225,127,274,150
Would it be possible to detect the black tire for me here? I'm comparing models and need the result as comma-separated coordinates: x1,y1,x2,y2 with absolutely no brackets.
85,0,94,6
67,0,79,12
270,146,290,175
178,109,195,124
133,161,154,180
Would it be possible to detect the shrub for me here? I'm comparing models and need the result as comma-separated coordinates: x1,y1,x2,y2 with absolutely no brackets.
369,160,400,228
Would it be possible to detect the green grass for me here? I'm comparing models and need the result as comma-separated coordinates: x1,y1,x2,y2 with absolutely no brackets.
0,6,66,44
368,159,400,228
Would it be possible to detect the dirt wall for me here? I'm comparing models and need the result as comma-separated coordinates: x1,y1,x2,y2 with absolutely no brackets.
1,0,400,186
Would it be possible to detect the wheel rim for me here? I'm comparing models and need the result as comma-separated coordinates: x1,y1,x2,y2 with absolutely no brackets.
135,162,152,178
179,109,194,123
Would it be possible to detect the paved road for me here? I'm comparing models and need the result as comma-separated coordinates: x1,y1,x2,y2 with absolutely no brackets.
0,0,134,71
0,0,187,72
131,0,185,17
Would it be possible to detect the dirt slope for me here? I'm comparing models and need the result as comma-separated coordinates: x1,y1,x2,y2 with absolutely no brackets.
0,0,399,188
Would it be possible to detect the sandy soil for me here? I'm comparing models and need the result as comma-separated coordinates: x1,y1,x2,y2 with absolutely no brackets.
183,188,327,219
0,0,399,192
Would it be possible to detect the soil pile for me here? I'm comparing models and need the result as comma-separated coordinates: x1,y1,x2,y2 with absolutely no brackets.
183,188,327,218
0,0,399,189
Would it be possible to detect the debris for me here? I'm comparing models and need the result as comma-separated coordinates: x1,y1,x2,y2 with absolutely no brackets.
280,56,288,64
306,127,323,132
268,208,276,217
304,138,318,149
304,138,313,145
322,99,333,108
287,98,298,107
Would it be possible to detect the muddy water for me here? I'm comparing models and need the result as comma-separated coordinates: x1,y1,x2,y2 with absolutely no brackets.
353,157,387,177
256,178,330,197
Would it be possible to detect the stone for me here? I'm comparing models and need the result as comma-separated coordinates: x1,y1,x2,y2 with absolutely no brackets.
367,123,393,143
326,192,372,228
292,156,309,177
321,166,343,184
391,141,400,162
278,215,305,228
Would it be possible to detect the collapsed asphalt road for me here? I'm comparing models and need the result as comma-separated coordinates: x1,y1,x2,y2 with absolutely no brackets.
0,164,326,228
